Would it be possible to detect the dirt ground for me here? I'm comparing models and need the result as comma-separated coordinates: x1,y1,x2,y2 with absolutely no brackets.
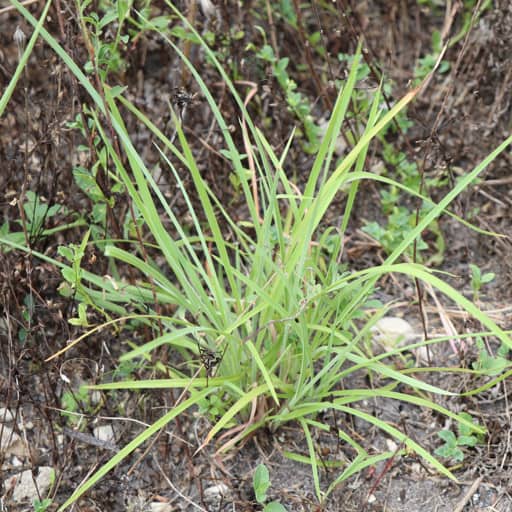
1,1,512,511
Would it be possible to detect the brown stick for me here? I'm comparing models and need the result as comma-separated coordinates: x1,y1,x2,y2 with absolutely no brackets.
453,476,484,512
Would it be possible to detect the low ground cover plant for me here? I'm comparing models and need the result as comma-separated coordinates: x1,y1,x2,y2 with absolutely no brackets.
2,1,512,509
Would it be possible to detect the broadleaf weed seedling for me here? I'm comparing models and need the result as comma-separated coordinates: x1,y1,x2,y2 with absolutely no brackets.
57,229,116,326
0,190,83,252
472,336,511,376
17,294,35,343
253,463,288,511
413,30,450,85
33,499,53,512
434,412,484,463
60,386,93,427
78,0,132,80
335,51,447,263
252,42,321,153
31,469,55,512
469,263,495,302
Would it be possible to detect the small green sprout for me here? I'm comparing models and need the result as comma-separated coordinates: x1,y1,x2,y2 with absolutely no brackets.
469,263,495,302
434,413,484,462
253,464,287,511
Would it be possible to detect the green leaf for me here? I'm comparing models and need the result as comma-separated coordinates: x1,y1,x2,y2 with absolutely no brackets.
61,267,76,285
69,302,89,327
472,337,510,375
73,166,105,201
110,85,128,98
170,25,200,43
437,430,456,444
57,245,74,262
457,435,478,447
253,464,270,503
117,0,131,21
84,60,94,74
457,412,481,438
147,15,169,31
257,44,275,62
33,498,52,512
264,502,288,512
470,263,481,282
435,443,464,462
99,10,118,29
431,30,442,52
481,272,495,284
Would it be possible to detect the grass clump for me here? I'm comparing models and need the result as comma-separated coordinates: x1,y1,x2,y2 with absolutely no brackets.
2,1,512,510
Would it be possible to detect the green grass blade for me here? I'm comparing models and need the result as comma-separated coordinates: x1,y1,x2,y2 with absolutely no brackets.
299,418,323,502
198,383,270,451
57,387,213,510
245,340,279,406
88,376,238,389
301,43,362,208
0,0,53,116
333,404,456,481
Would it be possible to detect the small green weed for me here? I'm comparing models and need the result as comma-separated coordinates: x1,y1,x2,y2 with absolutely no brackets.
22,191,65,241
78,0,132,80
31,468,55,511
33,499,52,512
253,464,288,512
16,293,35,343
414,30,450,84
58,229,97,327
469,263,495,302
60,386,91,426
0,190,76,252
472,336,511,376
434,412,484,462
197,394,229,422
416,0,493,47
253,42,320,153
362,145,446,263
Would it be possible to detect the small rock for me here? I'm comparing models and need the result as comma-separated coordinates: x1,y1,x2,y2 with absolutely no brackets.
318,117,348,156
386,438,398,452
150,503,173,512
12,456,23,467
414,345,430,364
93,424,116,444
0,426,29,459
204,483,230,499
0,408,15,422
8,467,54,502
90,390,102,405
410,462,422,475
199,0,216,18
0,426,20,449
371,316,418,352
